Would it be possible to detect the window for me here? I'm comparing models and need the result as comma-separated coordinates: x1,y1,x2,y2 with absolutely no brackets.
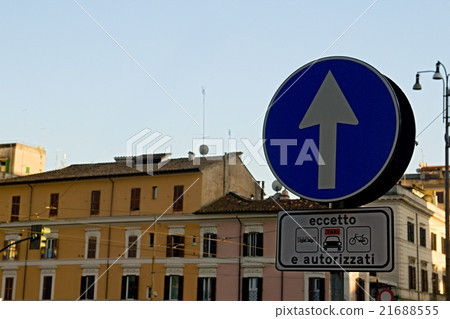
420,227,426,247
152,186,158,199
87,237,97,259
203,233,217,258
2,277,14,301
90,191,101,215
436,191,444,204
130,188,141,211
149,233,155,248
431,232,437,251
173,185,184,211
442,237,446,254
407,221,414,243
121,275,139,300
127,235,138,258
421,269,428,292
355,278,365,301
2,240,19,261
41,276,53,300
432,272,439,294
164,275,184,301
242,277,262,301
80,275,95,300
197,277,216,301
308,277,325,301
409,265,416,290
11,196,20,222
243,232,263,257
49,193,59,217
41,238,58,259
166,235,184,257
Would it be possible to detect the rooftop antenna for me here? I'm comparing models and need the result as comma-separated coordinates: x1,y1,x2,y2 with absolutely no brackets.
199,87,209,156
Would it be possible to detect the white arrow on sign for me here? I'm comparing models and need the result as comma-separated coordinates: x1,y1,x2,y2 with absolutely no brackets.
299,70,359,189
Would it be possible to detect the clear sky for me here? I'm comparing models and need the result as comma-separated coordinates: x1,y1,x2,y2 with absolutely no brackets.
1,1,450,196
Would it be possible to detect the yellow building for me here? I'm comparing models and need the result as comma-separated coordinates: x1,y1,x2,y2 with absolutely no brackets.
0,152,262,300
0,143,46,179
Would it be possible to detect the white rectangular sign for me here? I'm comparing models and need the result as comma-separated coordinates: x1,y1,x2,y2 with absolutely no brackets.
276,207,394,272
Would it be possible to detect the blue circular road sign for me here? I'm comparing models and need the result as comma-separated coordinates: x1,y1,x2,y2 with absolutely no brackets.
263,56,414,205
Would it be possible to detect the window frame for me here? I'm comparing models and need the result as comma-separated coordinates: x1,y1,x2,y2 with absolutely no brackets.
49,193,59,217
431,232,437,251
436,191,444,204
242,277,262,301
407,221,415,243
432,272,439,294
166,235,185,257
419,227,426,247
164,275,184,301
40,273,55,300
90,190,101,215
202,233,217,258
127,235,138,258
87,237,97,259
197,277,216,301
421,268,429,292
121,275,139,300
1,275,15,301
308,277,325,301
79,275,96,300
408,265,416,290
152,186,158,199
173,185,184,212
130,188,141,211
11,195,20,222
243,232,263,257
41,238,58,259
2,240,19,261
149,233,155,248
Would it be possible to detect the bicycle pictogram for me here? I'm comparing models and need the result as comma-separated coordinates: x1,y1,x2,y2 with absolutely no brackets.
349,233,368,245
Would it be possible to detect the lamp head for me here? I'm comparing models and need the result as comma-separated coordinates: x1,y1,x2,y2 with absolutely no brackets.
413,73,422,90
433,62,443,80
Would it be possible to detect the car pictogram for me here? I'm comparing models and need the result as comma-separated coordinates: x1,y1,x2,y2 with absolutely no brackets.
323,236,343,251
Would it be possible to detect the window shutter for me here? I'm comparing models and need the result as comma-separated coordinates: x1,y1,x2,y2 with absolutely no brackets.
256,233,263,256
243,233,249,257
211,234,217,257
87,276,95,300
202,235,208,257
257,278,263,301
121,276,127,300
133,276,139,300
319,278,325,300
211,278,216,301
80,277,87,299
242,277,249,301
178,276,184,301
197,277,203,301
164,276,170,300
179,236,185,257
54,239,58,258
166,236,172,257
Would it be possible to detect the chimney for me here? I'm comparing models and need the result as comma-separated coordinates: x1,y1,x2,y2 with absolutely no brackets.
188,151,195,161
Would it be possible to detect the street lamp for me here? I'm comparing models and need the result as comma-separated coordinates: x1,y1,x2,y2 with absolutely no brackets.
414,61,450,301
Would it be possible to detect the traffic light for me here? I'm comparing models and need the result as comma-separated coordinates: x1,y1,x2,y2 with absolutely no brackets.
30,225,42,250
30,225,50,250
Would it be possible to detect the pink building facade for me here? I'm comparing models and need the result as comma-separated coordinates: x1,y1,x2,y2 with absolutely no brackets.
193,192,330,301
